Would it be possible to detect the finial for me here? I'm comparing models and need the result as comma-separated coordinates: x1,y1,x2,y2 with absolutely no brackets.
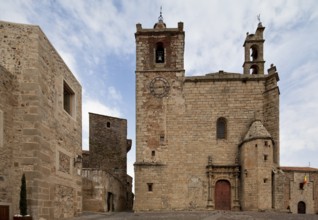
257,14,263,27
158,6,163,22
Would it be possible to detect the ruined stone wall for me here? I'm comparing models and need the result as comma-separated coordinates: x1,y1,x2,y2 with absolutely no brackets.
88,113,128,184
82,169,127,212
0,21,82,220
83,113,132,212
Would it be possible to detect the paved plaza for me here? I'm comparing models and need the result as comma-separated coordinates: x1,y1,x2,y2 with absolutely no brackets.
66,211,318,220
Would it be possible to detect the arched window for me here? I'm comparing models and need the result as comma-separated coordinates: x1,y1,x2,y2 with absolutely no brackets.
217,117,227,139
250,65,259,74
155,42,164,63
250,45,258,61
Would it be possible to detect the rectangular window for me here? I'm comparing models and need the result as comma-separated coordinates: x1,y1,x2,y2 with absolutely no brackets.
147,183,153,192
160,135,165,145
63,81,75,117
0,110,3,148
264,154,268,161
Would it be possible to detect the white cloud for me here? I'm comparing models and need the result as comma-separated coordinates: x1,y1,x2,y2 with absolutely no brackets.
108,86,122,101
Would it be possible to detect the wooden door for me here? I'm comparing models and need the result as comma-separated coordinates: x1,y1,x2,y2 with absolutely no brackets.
0,205,9,220
297,201,306,214
215,180,231,210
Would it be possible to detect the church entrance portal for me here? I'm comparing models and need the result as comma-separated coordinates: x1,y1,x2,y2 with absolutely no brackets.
215,180,231,210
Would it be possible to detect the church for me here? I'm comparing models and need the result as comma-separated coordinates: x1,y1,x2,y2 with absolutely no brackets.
134,16,318,214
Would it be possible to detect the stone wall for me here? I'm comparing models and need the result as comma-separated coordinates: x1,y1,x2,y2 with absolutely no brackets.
281,168,318,214
0,21,82,220
82,113,133,212
82,169,128,212
134,21,280,212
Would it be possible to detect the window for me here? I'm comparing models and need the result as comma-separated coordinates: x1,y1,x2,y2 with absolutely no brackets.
216,117,227,139
151,150,156,157
250,45,258,61
264,154,268,161
107,122,110,128
0,110,3,148
250,65,259,74
160,135,165,145
155,42,164,63
147,183,153,192
63,81,75,117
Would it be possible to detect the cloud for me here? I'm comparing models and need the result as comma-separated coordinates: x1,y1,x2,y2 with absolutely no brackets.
108,86,122,101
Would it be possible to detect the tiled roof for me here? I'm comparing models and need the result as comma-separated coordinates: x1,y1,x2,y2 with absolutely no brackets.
280,166,318,172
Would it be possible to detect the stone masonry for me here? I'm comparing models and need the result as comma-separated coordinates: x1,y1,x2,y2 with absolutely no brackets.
0,21,82,220
134,17,318,214
82,113,133,212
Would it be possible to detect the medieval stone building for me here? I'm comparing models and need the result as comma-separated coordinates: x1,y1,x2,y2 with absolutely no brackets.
134,17,318,214
82,113,133,212
0,21,82,219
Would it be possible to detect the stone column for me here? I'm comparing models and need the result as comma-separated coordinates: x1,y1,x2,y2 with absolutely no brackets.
233,166,241,210
206,156,214,209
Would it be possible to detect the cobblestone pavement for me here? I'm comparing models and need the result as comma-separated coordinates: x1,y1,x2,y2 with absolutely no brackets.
67,211,318,220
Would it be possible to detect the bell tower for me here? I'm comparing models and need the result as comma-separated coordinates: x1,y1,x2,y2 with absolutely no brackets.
243,21,265,75
134,12,185,211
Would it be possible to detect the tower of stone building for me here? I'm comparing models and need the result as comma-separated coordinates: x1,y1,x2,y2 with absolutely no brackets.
88,113,130,184
134,13,185,210
239,121,275,210
243,22,265,75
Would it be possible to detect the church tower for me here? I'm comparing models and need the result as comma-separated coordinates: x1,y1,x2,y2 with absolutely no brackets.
243,22,265,75
134,13,185,211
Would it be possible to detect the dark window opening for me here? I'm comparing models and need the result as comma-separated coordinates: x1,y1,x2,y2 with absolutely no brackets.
250,65,259,74
151,151,155,157
160,135,165,144
265,141,268,146
156,42,164,63
217,117,227,139
263,178,268,183
63,81,75,116
147,183,153,192
299,183,304,190
107,122,110,128
250,46,258,61
264,154,268,161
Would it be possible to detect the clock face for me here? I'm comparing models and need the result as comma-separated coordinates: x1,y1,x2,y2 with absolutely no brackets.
149,77,170,98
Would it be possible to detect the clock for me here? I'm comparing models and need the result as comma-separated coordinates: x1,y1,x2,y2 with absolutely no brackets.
149,77,170,98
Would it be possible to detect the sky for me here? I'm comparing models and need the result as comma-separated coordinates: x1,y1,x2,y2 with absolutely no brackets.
1,0,318,180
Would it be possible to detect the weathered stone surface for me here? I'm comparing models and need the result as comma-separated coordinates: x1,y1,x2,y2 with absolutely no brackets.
82,113,133,212
0,20,82,220
134,19,318,214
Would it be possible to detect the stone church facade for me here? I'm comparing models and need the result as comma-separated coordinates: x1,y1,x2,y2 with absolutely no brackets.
134,17,318,214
